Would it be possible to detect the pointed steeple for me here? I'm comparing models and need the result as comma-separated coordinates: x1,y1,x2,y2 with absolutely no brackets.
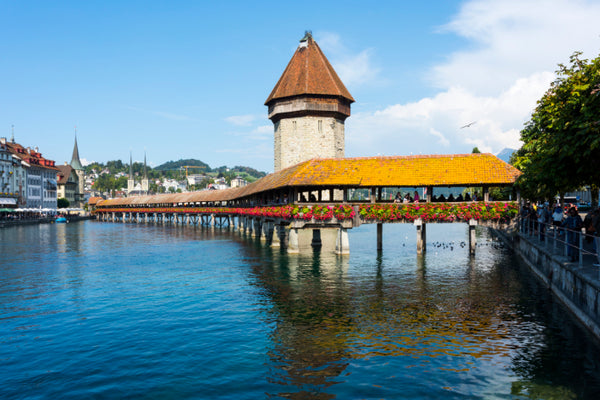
127,151,135,194
70,130,83,170
141,150,149,193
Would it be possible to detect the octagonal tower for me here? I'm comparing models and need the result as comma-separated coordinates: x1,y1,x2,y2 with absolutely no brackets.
266,32,354,172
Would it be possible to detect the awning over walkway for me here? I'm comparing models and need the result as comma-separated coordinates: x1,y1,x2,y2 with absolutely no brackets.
0,197,17,205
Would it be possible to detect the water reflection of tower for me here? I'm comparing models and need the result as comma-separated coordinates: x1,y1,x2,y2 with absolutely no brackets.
243,243,352,398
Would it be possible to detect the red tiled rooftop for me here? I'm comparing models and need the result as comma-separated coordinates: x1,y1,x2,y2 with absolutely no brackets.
265,33,354,105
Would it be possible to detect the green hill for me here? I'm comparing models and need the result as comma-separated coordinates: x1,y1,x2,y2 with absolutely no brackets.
154,159,210,172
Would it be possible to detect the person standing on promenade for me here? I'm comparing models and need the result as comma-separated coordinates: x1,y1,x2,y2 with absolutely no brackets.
538,202,551,242
563,207,583,262
552,203,564,233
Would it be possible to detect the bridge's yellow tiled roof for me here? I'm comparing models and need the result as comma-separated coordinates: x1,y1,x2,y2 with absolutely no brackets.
279,153,520,188
97,154,520,207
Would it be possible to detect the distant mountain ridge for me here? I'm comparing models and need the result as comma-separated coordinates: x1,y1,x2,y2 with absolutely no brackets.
496,148,515,163
155,159,267,179
154,159,210,172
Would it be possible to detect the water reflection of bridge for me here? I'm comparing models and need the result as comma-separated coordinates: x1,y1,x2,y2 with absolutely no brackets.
94,154,521,255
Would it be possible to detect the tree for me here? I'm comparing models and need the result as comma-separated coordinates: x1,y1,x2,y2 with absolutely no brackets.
514,52,600,202
57,198,70,208
472,147,481,154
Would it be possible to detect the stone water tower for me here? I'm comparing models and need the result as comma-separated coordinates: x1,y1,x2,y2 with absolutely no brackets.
266,32,354,172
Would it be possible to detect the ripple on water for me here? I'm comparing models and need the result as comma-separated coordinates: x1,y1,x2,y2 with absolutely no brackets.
0,221,599,399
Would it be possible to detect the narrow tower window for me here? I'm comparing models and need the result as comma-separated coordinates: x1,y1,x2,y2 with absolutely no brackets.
318,120,322,133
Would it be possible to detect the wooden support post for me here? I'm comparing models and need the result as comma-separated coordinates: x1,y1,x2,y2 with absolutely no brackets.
469,219,477,255
311,229,322,248
427,186,433,203
370,188,376,203
377,223,383,251
343,189,348,203
415,219,426,254
335,228,350,255
483,186,489,202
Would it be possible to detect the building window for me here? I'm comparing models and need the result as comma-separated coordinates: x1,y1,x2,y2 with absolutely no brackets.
292,121,297,131
318,120,322,133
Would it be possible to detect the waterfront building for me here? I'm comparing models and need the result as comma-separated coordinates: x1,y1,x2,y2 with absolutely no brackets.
56,163,79,207
3,138,57,209
0,137,28,208
266,31,354,172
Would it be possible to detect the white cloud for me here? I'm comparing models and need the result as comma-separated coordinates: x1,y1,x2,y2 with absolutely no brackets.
347,0,600,158
433,0,600,94
429,128,450,147
80,158,93,166
347,71,554,156
316,32,380,86
225,114,257,126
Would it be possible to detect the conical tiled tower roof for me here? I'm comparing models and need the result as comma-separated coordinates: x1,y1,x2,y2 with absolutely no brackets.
265,32,354,105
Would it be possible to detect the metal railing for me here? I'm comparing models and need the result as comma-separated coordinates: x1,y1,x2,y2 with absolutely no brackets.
518,216,599,267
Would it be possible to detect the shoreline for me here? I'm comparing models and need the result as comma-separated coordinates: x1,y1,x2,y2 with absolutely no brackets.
0,215,95,228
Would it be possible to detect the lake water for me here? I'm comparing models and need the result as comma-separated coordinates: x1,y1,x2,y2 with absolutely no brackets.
1,220,600,399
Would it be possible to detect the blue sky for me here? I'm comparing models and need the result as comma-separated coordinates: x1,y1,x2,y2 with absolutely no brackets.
2,0,600,173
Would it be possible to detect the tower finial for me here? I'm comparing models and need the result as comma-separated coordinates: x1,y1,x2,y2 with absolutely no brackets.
129,151,133,178
300,30,312,42
11,125,14,143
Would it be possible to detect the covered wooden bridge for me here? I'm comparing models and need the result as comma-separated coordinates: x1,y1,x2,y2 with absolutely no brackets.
94,153,521,254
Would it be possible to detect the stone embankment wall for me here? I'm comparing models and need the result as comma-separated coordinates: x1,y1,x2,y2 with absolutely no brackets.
492,226,600,341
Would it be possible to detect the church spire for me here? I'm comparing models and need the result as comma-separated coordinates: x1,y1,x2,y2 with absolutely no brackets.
70,128,83,170
127,151,135,194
